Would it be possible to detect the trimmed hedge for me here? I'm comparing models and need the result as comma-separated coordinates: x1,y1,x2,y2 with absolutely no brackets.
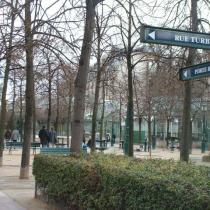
203,155,210,162
33,154,210,210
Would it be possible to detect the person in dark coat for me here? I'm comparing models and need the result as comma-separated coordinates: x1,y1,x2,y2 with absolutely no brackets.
39,126,49,147
4,129,11,141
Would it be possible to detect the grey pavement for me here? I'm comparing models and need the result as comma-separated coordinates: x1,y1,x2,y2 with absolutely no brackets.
0,145,210,210
0,191,26,210
0,151,55,210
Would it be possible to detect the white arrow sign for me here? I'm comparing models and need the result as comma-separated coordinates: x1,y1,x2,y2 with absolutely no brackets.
179,62,210,80
183,70,188,78
148,31,155,40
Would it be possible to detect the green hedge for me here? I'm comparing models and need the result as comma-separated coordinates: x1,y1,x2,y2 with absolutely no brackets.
33,154,210,210
203,155,210,162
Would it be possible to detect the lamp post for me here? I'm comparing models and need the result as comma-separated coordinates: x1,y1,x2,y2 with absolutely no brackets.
111,115,114,146
152,116,156,149
166,115,172,148
201,104,207,153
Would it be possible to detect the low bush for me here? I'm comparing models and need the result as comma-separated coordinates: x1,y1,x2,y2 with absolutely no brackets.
33,154,210,210
203,155,210,162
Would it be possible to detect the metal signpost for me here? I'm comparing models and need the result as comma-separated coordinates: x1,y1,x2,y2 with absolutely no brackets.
141,25,210,50
179,62,210,81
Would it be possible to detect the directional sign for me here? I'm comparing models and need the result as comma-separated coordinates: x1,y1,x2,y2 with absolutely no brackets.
179,62,210,81
141,25,210,50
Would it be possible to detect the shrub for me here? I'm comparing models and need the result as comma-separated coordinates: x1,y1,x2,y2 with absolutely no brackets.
203,155,210,162
33,154,210,210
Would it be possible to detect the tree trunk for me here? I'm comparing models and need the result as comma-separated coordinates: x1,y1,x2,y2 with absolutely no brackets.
66,95,72,147
0,0,16,166
55,75,60,134
167,118,170,137
71,0,97,153
166,117,170,147
47,79,52,130
91,37,102,151
119,94,122,141
99,80,105,141
148,110,152,158
125,1,134,156
180,81,191,161
189,120,193,154
20,0,34,179
152,116,156,149
133,73,141,144
47,57,52,130
180,0,197,162
32,91,36,142
138,117,142,144
9,75,16,130
19,81,23,142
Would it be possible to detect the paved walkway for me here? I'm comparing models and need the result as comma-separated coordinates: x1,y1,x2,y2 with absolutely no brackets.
0,145,210,210
0,191,25,210
0,151,55,210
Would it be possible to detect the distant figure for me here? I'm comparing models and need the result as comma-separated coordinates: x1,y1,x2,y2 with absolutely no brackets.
39,126,49,147
95,133,99,141
49,127,57,146
144,137,148,152
11,129,20,142
106,133,110,142
4,129,11,141
83,130,86,144
87,138,91,148
82,131,87,153
112,134,116,144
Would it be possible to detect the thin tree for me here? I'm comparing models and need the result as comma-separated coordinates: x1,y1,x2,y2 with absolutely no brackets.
71,0,104,153
90,3,113,151
180,0,197,162
20,0,34,178
0,0,18,166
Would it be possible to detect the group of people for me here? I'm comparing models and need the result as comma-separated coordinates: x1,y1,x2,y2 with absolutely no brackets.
4,126,57,148
82,132,117,149
4,128,20,142
39,126,57,147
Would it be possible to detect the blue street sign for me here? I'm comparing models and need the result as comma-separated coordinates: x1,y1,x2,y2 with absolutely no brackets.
141,25,210,49
179,62,210,81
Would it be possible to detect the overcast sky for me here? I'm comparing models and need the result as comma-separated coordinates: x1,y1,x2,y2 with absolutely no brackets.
1,0,210,100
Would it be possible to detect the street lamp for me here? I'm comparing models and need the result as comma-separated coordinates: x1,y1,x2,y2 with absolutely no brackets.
201,104,207,153
111,116,114,146
166,115,173,148
152,115,156,149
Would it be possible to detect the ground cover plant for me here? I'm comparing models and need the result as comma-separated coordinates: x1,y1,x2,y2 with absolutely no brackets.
33,154,210,210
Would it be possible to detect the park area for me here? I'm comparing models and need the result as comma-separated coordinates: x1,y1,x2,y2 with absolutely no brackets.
2,0,210,209
1,143,210,210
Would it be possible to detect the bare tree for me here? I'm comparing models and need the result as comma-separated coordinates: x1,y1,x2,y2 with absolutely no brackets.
180,0,198,162
0,0,18,166
71,0,104,153
20,0,34,179
90,3,114,151
114,0,144,156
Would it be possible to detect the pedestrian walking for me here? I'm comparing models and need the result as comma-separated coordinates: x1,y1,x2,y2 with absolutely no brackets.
144,136,148,152
4,129,11,141
11,129,20,142
39,126,49,147
105,133,111,142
